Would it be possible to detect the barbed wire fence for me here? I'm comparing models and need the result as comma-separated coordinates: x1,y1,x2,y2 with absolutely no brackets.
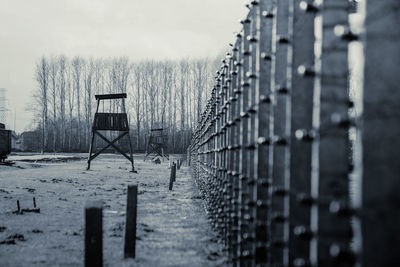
188,0,399,266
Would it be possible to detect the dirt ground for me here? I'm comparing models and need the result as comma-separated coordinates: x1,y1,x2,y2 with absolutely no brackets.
0,153,227,267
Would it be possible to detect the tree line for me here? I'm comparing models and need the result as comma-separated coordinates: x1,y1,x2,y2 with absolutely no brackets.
31,55,221,153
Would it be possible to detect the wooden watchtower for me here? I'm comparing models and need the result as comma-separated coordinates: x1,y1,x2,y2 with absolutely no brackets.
144,128,169,161
87,93,136,172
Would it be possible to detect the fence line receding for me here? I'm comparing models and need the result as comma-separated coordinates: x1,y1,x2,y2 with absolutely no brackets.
188,0,400,266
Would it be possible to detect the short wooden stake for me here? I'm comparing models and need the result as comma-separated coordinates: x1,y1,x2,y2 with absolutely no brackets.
124,185,137,258
173,162,177,182
177,159,181,170
169,163,175,190
85,200,103,267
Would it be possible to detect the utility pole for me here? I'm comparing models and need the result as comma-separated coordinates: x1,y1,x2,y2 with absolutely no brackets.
14,107,16,132
0,88,7,125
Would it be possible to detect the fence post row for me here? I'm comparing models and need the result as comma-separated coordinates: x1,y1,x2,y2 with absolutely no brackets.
189,0,399,266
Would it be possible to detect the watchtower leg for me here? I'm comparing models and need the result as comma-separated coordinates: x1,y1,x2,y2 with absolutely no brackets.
144,136,150,161
127,131,135,172
87,130,96,170
87,99,101,170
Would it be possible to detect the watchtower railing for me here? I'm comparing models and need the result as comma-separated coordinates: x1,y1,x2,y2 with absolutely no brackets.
93,113,129,131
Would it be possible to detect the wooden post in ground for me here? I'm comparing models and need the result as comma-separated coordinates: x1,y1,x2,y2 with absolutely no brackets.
169,163,176,190
173,162,176,182
85,200,103,267
124,185,138,258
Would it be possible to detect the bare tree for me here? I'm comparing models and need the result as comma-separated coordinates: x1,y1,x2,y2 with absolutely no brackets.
161,61,172,128
30,55,217,153
83,58,94,149
129,63,143,150
195,59,207,124
116,57,130,93
49,57,59,152
144,61,157,128
66,60,75,151
72,57,83,150
35,57,49,153
179,59,189,130
58,55,67,150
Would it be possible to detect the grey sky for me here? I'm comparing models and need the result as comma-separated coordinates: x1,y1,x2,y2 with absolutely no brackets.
0,0,247,132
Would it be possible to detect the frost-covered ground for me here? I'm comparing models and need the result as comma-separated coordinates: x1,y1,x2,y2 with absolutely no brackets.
0,153,227,267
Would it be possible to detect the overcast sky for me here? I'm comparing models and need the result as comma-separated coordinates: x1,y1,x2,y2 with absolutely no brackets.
0,0,247,132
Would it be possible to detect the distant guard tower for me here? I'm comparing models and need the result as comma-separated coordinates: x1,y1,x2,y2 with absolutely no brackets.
144,127,169,161
87,93,136,172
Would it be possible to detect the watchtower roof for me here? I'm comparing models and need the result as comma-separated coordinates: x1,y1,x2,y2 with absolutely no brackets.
95,93,127,100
